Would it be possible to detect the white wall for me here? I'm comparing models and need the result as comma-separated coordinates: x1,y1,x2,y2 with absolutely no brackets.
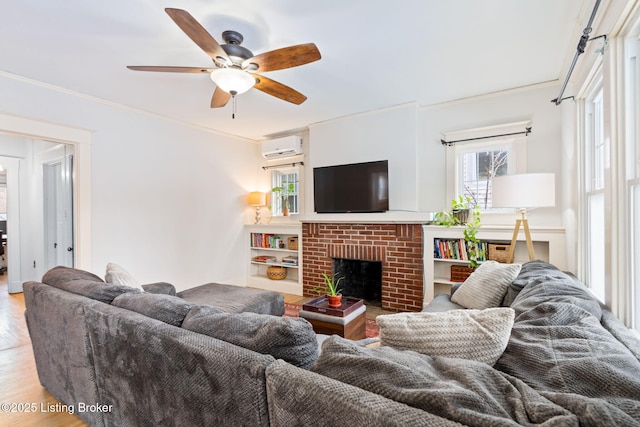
298,85,565,228
420,84,565,227
0,73,259,291
304,103,423,222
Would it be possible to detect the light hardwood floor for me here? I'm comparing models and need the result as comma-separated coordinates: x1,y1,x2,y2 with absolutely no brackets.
0,283,395,427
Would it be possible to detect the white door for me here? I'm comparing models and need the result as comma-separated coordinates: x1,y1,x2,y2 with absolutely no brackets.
43,154,74,269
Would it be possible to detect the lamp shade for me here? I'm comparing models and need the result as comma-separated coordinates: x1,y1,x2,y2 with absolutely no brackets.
210,68,256,94
248,191,266,207
492,173,555,209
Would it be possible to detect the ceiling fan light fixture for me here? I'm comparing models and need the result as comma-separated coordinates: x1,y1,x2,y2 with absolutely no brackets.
210,68,255,95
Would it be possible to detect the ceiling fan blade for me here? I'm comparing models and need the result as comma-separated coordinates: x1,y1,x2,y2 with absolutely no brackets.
164,8,231,65
242,43,321,72
253,74,307,105
211,87,231,108
127,66,215,73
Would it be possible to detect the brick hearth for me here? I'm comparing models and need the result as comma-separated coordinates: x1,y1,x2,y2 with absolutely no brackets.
302,222,424,312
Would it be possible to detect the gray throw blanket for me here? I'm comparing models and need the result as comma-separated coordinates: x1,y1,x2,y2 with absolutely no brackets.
495,264,640,426
312,261,640,426
312,336,577,426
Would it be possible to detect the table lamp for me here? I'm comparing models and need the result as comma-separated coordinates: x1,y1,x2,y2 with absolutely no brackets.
248,191,266,224
491,173,555,262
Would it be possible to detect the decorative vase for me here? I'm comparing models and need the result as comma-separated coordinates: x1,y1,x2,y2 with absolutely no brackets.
327,294,342,308
282,206,290,216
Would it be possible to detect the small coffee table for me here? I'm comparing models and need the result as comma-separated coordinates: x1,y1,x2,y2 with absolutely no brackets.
298,296,366,340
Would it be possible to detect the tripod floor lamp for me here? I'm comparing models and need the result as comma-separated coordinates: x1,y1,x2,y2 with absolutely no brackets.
491,173,555,263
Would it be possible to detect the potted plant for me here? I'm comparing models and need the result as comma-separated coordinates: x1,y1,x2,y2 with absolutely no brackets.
433,196,484,268
463,204,482,268
313,273,344,307
451,195,473,224
272,183,295,216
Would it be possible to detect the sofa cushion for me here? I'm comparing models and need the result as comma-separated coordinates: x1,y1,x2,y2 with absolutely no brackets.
41,266,141,304
105,263,145,291
182,307,319,369
421,293,465,312
451,260,521,309
141,282,177,296
177,283,285,316
311,336,576,426
377,307,515,366
43,265,105,285
112,293,197,327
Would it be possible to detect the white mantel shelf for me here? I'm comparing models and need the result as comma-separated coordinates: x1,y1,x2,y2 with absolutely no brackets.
299,212,432,224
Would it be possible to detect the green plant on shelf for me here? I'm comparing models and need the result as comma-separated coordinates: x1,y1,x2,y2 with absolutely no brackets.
463,205,483,268
433,196,484,268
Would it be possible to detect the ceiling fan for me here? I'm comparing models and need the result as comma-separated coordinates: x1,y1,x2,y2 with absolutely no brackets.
127,8,321,108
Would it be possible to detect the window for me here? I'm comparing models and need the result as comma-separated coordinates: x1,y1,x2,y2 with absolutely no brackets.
270,168,300,216
584,83,606,303
453,139,518,210
625,35,640,330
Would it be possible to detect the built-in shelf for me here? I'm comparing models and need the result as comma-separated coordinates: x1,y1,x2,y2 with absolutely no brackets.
245,223,303,295
423,225,566,306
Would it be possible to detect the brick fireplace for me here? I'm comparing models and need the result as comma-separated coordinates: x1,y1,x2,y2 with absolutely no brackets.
302,222,424,312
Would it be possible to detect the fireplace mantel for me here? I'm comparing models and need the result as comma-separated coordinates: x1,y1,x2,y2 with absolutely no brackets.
299,210,434,224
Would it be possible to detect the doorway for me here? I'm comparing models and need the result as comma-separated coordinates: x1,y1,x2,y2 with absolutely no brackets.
43,153,75,270
0,112,92,293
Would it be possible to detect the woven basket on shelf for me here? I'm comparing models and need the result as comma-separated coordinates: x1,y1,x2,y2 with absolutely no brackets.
489,244,511,263
266,266,287,280
287,237,299,250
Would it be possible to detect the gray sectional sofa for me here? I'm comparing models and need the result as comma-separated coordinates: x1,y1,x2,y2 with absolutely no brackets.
24,262,640,426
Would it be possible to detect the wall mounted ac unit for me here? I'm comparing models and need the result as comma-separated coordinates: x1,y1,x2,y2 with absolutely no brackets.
261,136,303,159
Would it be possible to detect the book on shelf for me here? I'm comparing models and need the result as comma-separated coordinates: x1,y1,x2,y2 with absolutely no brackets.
281,255,298,266
252,255,277,263
250,233,286,249
433,238,488,262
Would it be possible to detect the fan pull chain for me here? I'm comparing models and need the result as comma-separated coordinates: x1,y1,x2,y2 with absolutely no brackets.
233,95,236,119
230,90,238,119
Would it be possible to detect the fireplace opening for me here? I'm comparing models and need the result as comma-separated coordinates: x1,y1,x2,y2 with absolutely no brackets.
333,258,382,307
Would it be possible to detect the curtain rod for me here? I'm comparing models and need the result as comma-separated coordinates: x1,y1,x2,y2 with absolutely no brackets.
441,127,532,146
552,0,605,105
262,161,304,170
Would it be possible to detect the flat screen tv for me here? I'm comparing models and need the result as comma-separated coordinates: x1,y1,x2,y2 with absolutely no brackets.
313,160,389,213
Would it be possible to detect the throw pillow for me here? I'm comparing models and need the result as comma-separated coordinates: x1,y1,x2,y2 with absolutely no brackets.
112,293,196,327
104,263,144,291
451,260,521,309
182,308,319,369
376,307,515,366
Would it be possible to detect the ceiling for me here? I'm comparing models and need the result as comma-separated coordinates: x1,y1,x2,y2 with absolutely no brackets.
1,1,590,140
